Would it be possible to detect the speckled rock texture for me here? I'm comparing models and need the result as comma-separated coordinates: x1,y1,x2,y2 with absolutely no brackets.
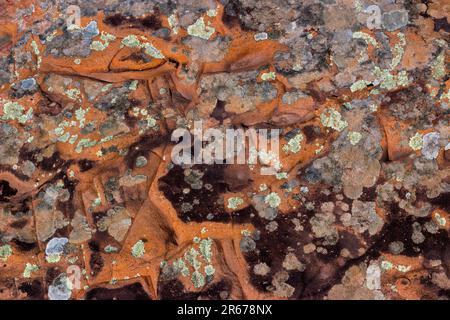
0,0,448,300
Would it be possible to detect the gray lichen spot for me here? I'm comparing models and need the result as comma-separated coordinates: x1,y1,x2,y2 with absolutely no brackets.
48,273,72,300
45,237,69,256
240,236,256,253
422,132,440,160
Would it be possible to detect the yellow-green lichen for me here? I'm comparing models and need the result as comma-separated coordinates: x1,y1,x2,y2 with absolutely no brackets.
121,35,164,59
350,79,371,92
65,88,81,101
320,108,348,132
187,17,215,40
431,51,446,80
409,132,423,151
91,32,116,51
1,100,33,124
90,40,108,51
261,71,276,81
283,133,303,154
23,263,39,278
352,31,378,47
207,8,218,17
168,13,180,34
227,197,244,210
390,33,406,70
348,131,362,145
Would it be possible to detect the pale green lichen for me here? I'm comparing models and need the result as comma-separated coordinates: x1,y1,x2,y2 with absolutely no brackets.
75,138,97,153
57,132,71,143
90,40,108,51
104,245,119,253
91,197,101,207
65,88,81,101
75,107,88,128
409,132,423,151
187,17,215,40
45,254,61,263
396,70,410,87
101,84,113,92
373,67,409,91
261,71,276,81
381,260,394,270
227,197,244,210
168,13,180,34
121,35,141,48
434,213,447,227
191,270,205,288
204,264,215,276
128,80,139,91
100,32,116,42
348,131,362,145
207,8,218,17
0,244,12,261
131,240,145,258
1,100,33,123
283,133,303,154
23,263,39,278
265,192,281,208
143,43,165,59
350,79,371,92
199,238,213,263
173,258,190,276
352,31,378,47
390,33,406,70
91,32,116,51
275,172,288,180
121,35,164,59
184,247,201,270
431,51,446,80
31,40,41,67
320,108,348,132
